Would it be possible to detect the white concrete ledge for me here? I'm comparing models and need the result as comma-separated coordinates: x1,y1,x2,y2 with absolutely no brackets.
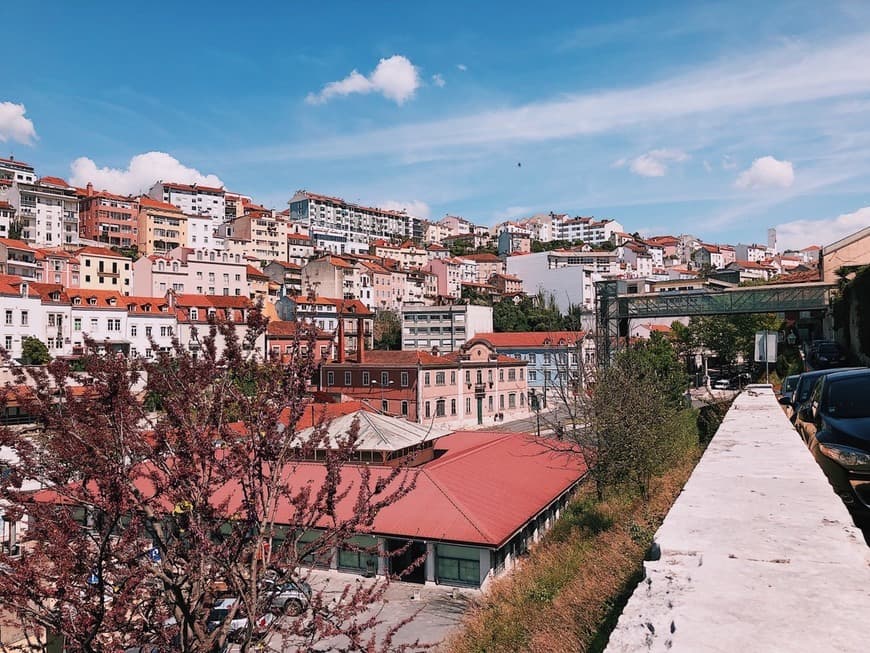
605,385,870,653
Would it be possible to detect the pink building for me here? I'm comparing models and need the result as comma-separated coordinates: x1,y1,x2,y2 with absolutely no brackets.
425,257,462,300
35,248,80,287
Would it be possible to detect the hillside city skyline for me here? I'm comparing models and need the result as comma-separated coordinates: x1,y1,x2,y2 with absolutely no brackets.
3,2,870,251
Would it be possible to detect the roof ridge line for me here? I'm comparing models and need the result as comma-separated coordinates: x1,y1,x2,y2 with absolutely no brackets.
421,468,494,543
426,432,511,470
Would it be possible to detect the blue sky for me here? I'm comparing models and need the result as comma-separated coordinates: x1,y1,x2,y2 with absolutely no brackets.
3,0,870,250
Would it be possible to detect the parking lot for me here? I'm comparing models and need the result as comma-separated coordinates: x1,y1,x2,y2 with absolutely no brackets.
265,569,477,651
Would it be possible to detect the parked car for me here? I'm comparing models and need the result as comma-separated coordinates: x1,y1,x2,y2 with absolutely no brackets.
263,579,312,615
207,597,274,643
781,368,861,423
808,342,847,369
778,374,800,406
712,378,733,390
796,369,870,518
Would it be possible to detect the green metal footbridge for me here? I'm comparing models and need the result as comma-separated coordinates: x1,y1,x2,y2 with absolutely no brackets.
595,279,836,363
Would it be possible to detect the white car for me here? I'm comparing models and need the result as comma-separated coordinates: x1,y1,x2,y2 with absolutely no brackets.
207,597,274,643
712,379,732,390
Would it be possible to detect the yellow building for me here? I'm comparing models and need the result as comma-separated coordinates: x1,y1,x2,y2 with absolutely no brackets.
75,245,133,294
137,196,188,256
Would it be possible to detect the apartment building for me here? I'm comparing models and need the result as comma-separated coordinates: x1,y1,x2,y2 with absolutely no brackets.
137,196,188,256
0,201,13,239
287,232,314,266
319,338,529,430
275,295,374,358
425,257,462,300
186,214,214,249
132,247,249,297
0,239,39,279
219,210,290,262
301,255,360,300
461,253,506,284
76,246,132,294
76,183,139,249
148,181,225,225
0,156,36,185
170,293,263,359
262,260,303,297
35,248,80,286
370,240,428,269
735,243,773,263
2,176,80,247
505,250,600,313
289,190,425,254
224,191,251,220
0,277,44,359
401,304,493,353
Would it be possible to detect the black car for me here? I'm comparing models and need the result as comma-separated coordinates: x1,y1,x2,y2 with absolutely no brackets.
808,342,847,369
796,369,870,518
781,367,861,423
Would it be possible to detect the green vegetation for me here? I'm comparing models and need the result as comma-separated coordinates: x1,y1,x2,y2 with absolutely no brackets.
530,238,585,253
20,336,50,365
492,290,589,332
446,454,703,653
373,309,401,350
832,265,870,359
674,312,781,372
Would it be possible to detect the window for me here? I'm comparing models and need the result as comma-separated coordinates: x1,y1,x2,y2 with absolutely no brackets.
544,370,552,382
424,372,431,386
190,308,198,321
508,393,516,408
520,368,524,380
435,399,446,417
544,353,551,365
451,399,456,415
381,400,388,413
401,371,409,387
381,371,389,386
499,394,505,410
401,400,408,416
130,324,137,337
4,310,11,325
529,370,536,381
74,317,82,331
488,369,493,383
450,370,456,385
435,371,445,385
362,371,370,386
465,397,471,413
90,318,98,331
424,401,431,418
160,326,172,337
145,326,152,337
488,396,493,412
465,370,471,384
4,336,11,350
528,352,536,364
499,369,504,382
20,311,28,326
344,371,351,386
327,371,334,386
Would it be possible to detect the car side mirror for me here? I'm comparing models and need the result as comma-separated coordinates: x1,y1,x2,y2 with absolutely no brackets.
778,396,791,406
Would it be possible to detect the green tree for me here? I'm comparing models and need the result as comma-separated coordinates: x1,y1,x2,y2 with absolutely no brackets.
493,298,530,332
373,309,401,350
591,337,694,497
20,336,50,365
688,313,780,371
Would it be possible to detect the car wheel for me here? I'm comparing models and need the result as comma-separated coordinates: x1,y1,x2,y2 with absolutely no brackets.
284,598,304,616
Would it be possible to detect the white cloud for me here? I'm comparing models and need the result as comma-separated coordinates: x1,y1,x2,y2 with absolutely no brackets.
776,206,870,251
306,55,420,105
615,148,689,177
456,64,467,71
69,151,223,196
0,101,37,144
735,155,794,190
721,154,737,170
703,160,712,172
432,73,446,88
376,199,430,218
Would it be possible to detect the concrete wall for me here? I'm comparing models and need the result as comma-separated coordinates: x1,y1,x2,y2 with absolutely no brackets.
605,386,870,652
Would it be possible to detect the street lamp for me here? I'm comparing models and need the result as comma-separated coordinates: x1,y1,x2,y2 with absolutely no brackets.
530,388,541,437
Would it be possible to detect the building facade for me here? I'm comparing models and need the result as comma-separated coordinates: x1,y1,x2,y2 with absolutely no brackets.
401,304,493,353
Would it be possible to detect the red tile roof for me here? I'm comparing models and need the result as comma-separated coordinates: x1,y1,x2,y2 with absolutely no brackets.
246,264,269,280
462,253,502,263
160,182,224,193
173,294,252,309
0,238,34,251
470,331,586,348
38,176,70,188
270,260,302,270
75,245,127,259
327,298,373,315
67,289,127,307
139,195,183,212
328,350,450,366
0,200,13,210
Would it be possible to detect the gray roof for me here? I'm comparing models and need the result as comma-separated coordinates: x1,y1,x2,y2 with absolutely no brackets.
293,410,450,452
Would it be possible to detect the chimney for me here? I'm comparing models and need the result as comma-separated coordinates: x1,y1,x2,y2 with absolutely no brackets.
357,316,366,363
336,314,346,363
86,182,94,197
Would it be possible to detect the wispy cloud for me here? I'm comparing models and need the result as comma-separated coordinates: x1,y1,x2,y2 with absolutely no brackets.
432,73,446,88
614,148,689,177
373,199,431,218
456,64,467,71
0,101,37,144
255,33,870,162
306,55,421,105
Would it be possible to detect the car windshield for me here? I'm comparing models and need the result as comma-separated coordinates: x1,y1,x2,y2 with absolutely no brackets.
208,607,229,623
817,345,840,355
827,377,870,418
796,376,822,402
784,376,799,392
